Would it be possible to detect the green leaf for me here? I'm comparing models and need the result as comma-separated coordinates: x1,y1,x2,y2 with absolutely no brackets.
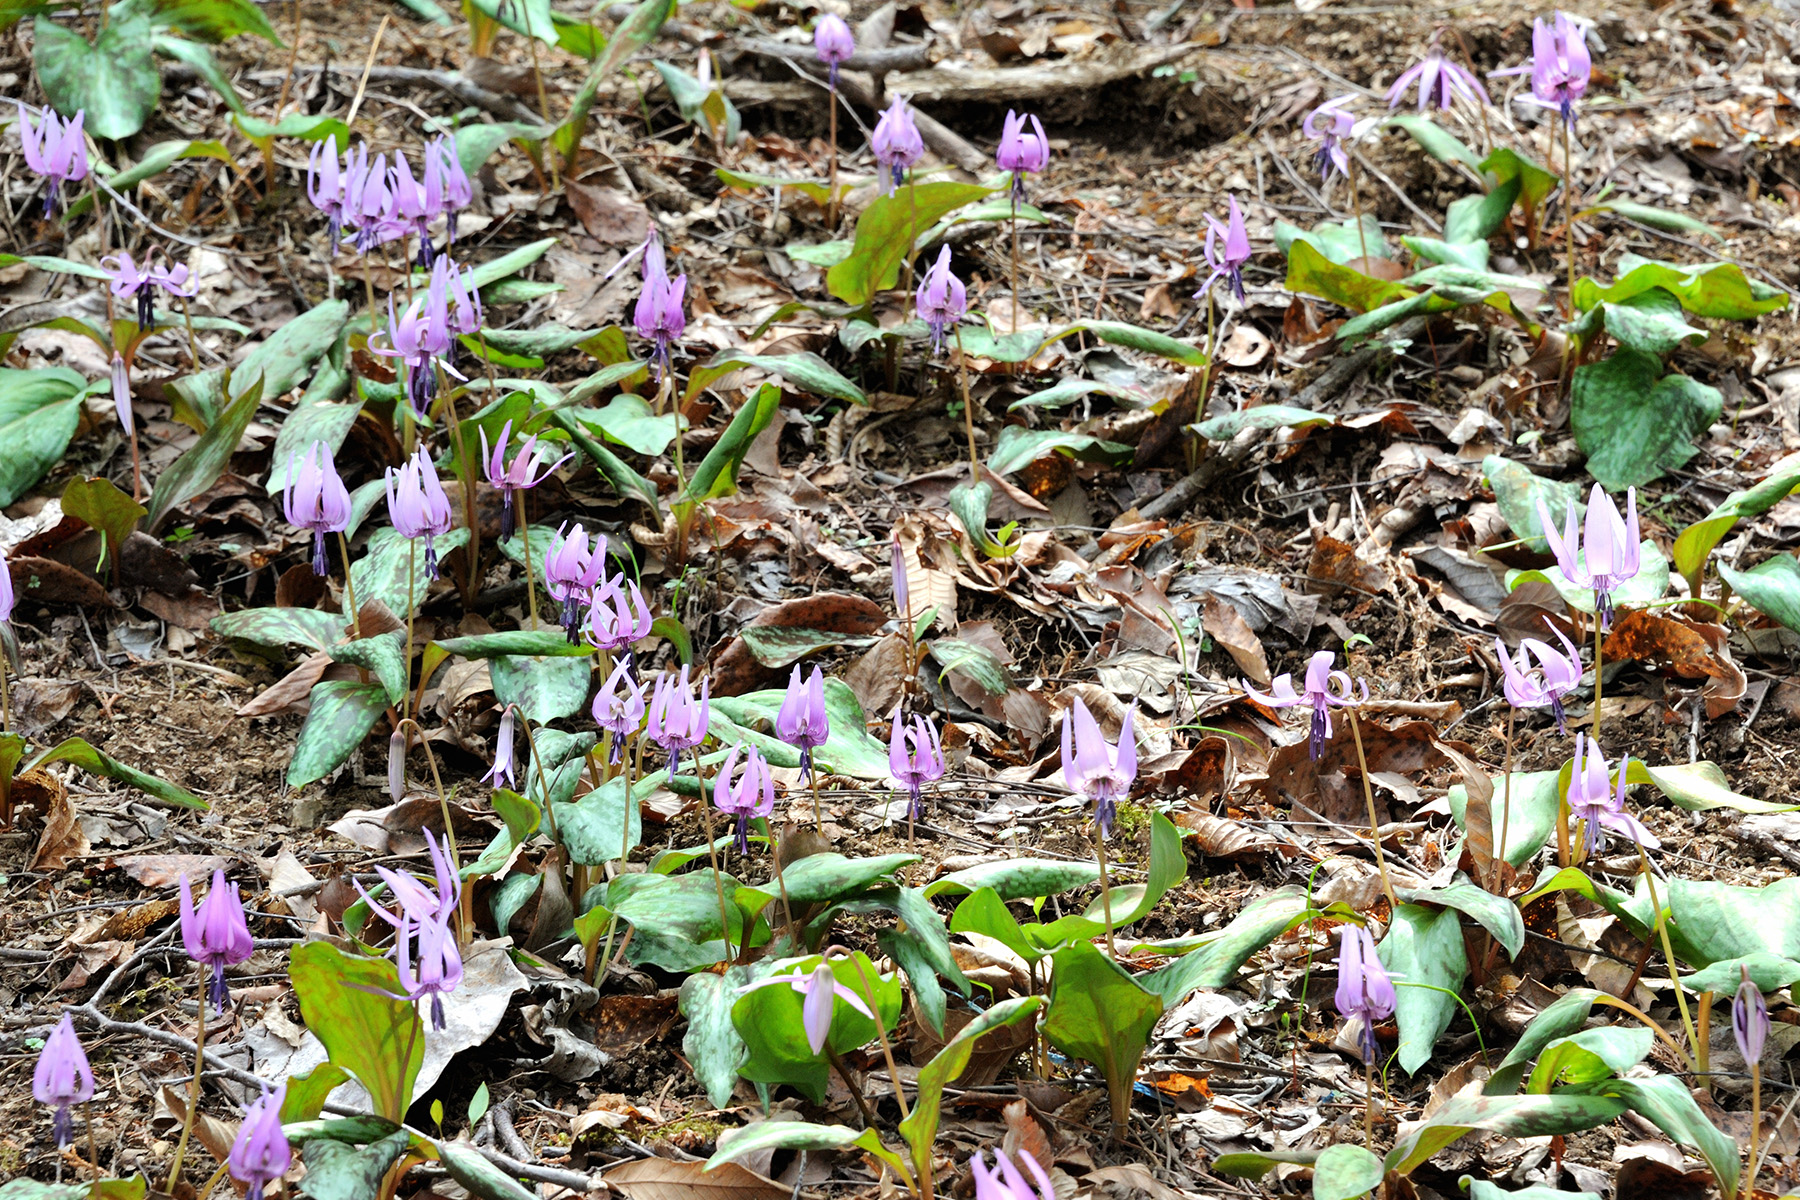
610,870,745,971
1572,253,1787,321
1484,456,1586,555
1506,538,1670,617
1312,1143,1386,1200
1720,554,1800,634
435,630,594,660
1673,462,1800,595
552,775,642,866
211,607,345,654
489,872,540,936
439,1141,540,1200
946,480,1020,559
458,238,557,291
153,35,243,114
1194,404,1334,441
557,0,674,164
1043,941,1162,1130
898,996,1044,1181
1485,988,1604,1095
1445,174,1524,244
1582,199,1720,240
1272,214,1388,266
329,632,409,706
491,653,591,724
283,1116,403,1146
683,350,865,407
1590,1076,1739,1198
1007,378,1146,411
299,1129,412,1200
1662,876,1800,966
732,952,903,1103
34,12,160,140
1526,1026,1653,1093
26,736,206,809
1518,868,1653,942
927,637,1012,697
1481,148,1560,214
786,238,856,267
1385,113,1483,174
466,0,555,41
569,393,680,456
827,181,996,307
0,1181,148,1200
1380,903,1470,1074
951,887,1045,966
1593,287,1707,355
1208,1150,1320,1179
145,374,266,531
677,382,782,510
680,968,751,1108
775,853,918,905
453,121,547,176
928,859,1100,901
351,527,470,619
735,626,878,669
1057,319,1210,367
1395,874,1524,958
1402,234,1489,271
1285,241,1415,314
707,1120,911,1188
232,112,347,147
1449,770,1563,868
267,399,364,494
70,139,233,218
0,253,110,280
1629,758,1798,815
146,0,281,43
1383,1093,1628,1177
1573,348,1720,489
710,679,890,780
546,408,663,515
652,59,741,144
1462,1179,1598,1200
988,427,1132,476
1685,952,1800,994
0,367,84,506
280,1062,350,1123
719,169,839,208
288,940,424,1123
286,680,389,787
1141,884,1312,1003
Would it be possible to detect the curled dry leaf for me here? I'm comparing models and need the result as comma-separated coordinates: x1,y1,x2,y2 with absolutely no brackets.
1601,611,1745,718
28,769,86,871
1172,810,1288,861
1201,593,1268,686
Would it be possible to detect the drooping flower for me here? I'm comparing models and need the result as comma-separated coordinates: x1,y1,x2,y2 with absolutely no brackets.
969,1148,1055,1200
228,1082,291,1200
584,574,655,662
306,135,355,248
1243,650,1367,761
632,230,687,381
480,419,573,540
385,447,455,580
1059,697,1136,838
1567,733,1659,857
283,441,352,577
1735,964,1769,1066
1495,11,1591,125
995,110,1049,203
736,961,875,1055
17,103,87,215
396,908,463,1030
889,710,944,823
592,657,648,760
0,545,14,624
33,1013,93,1150
1303,95,1357,181
484,706,517,789
544,523,609,641
344,149,397,253
178,869,254,1013
813,13,855,90
356,828,460,931
387,151,437,266
103,250,158,329
647,666,710,781
776,665,830,783
110,350,133,436
1386,50,1490,114
871,95,924,195
1536,484,1640,630
714,743,777,855
1495,620,1583,733
915,245,967,357
1335,923,1397,1065
891,536,908,617
426,136,473,242
369,276,462,420
1197,195,1252,304
150,258,198,304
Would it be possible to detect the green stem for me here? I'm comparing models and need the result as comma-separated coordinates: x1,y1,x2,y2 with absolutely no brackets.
1096,831,1116,958
1498,707,1515,893
1746,1062,1761,1200
164,964,208,1192
694,746,734,962
1634,841,1699,1070
1348,709,1399,913
518,492,538,629
336,530,362,639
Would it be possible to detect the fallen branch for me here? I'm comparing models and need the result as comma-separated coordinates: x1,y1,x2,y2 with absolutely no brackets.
737,37,934,74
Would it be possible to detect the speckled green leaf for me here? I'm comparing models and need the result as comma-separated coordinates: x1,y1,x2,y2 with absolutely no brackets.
211,607,346,653
329,631,409,705
925,858,1101,900
351,526,470,618
490,652,591,724
286,680,389,787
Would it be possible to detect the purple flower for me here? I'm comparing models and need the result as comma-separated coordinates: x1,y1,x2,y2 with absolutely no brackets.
871,95,924,195
915,245,967,357
385,447,455,579
1243,650,1367,761
714,743,777,855
544,523,609,641
283,440,352,577
1495,620,1583,732
632,230,687,381
0,545,14,624
1197,195,1252,305
484,706,517,789
388,151,437,266
228,1082,291,1200
970,1149,1055,1200
647,666,710,781
110,350,133,436
17,103,87,215
307,135,354,249
396,908,463,1030
179,869,254,1013
1335,923,1397,1064
103,250,158,329
813,13,855,89
891,536,908,616
776,665,830,783
150,259,198,302
1303,95,1357,181
1059,697,1136,838
592,657,647,760
370,278,461,420
737,962,874,1055
996,110,1049,203
426,136,473,240
33,1013,93,1150
480,419,573,540
356,828,460,931
1536,484,1640,631
438,254,484,339
1496,11,1591,125
1735,965,1769,1066
889,710,944,823
1386,51,1490,113
1567,733,1659,857
584,574,655,661
344,150,394,253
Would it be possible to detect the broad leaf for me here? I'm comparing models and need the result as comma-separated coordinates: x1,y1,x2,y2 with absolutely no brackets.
556,0,673,163
287,680,389,787
927,858,1100,901
676,382,781,511
26,736,205,809
288,940,424,1122
329,632,409,706
988,428,1132,476
1380,902,1470,1074
1285,241,1414,313
211,607,345,654
1720,554,1800,635
1313,1143,1385,1200
1383,1093,1628,1176
1486,988,1604,1095
1572,253,1787,321
439,1141,540,1200
146,375,265,532
683,350,864,406
267,399,363,494
552,775,643,866
1272,214,1388,265
34,12,159,140
1043,941,1162,1131
1485,455,1586,555
350,527,470,619
827,181,995,307
1385,113,1483,173
898,996,1043,1181
1505,539,1670,617
298,1130,411,1200
1395,874,1524,958
0,368,84,506
1526,1027,1653,1093
1673,460,1800,595
1141,884,1311,1003
706,1120,911,1187
732,952,903,1104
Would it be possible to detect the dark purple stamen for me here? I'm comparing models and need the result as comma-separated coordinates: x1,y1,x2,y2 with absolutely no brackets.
311,531,330,577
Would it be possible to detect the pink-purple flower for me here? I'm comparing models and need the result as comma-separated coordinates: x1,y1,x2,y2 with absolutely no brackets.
1198,195,1252,304
356,828,459,931
633,229,687,380
871,95,924,194
776,665,830,782
485,706,517,789
996,109,1049,202
17,103,87,215
736,961,875,1055
33,1012,93,1150
396,908,463,1030
592,657,648,759
283,440,352,577
1495,620,1583,732
344,150,394,253
1567,733,1658,856
1303,95,1357,181
585,574,654,663
648,666,710,780
915,245,967,357
714,743,777,855
1243,650,1367,761
1059,697,1136,838
1735,964,1768,1066
970,1148,1055,1200
1335,923,1396,1064
545,523,609,640
813,13,855,89
179,869,254,1013
103,250,158,329
307,135,356,249
110,350,133,436
889,710,944,823
228,1082,291,1200
1496,11,1591,125
1536,484,1640,631
0,544,14,624
480,419,573,539
1386,50,1490,114
385,447,455,579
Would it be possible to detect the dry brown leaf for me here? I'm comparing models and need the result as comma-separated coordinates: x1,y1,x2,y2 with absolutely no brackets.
116,853,232,888
29,771,86,871
605,1156,789,1200
1001,1098,1055,1174
567,180,650,246
591,993,682,1056
1171,810,1285,860
158,1084,238,1167
1219,324,1272,368
1201,594,1268,685
1086,1163,1191,1200
896,515,958,632
711,592,891,695
845,633,910,720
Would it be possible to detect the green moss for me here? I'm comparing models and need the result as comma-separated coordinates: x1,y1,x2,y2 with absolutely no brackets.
1112,801,1151,840
651,1114,728,1144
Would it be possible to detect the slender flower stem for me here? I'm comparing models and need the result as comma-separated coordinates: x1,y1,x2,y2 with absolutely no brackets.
1348,709,1399,913
1560,116,1577,397
1008,188,1022,330
336,530,362,639
164,963,208,1192
1,650,11,733
1747,1059,1762,1200
397,717,469,944
1364,1056,1375,1144
179,295,200,369
826,86,840,229
1347,156,1370,263
1592,608,1604,741
838,951,912,1124
808,767,824,832
900,172,918,299
1497,707,1515,894
954,326,979,475
1634,840,1700,1068
1095,832,1116,958
517,490,539,629
404,539,416,723
694,747,735,962
196,1159,232,1200
1696,991,1712,1092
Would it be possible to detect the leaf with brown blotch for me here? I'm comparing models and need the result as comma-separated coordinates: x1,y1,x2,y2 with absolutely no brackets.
711,591,891,695
1171,810,1289,861
1602,611,1745,718
604,1157,791,1200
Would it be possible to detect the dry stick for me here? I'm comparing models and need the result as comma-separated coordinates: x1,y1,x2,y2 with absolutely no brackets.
694,747,735,962
266,0,304,194
179,295,201,368
343,14,392,128
163,963,208,1192
1348,709,1400,913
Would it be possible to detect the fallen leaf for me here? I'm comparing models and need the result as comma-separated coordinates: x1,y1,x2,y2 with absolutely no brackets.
1219,324,1272,368
1172,810,1285,860
1087,1163,1192,1200
605,1157,790,1200
592,993,682,1056
29,771,86,870
1202,594,1269,685
711,592,890,695
567,179,651,246
1002,1098,1056,1175
116,853,232,888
